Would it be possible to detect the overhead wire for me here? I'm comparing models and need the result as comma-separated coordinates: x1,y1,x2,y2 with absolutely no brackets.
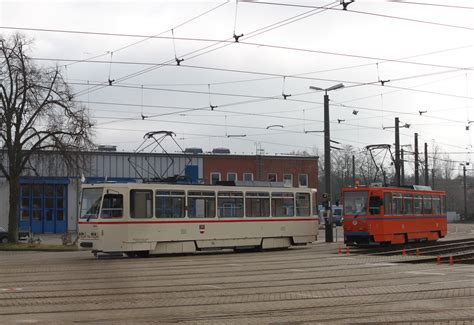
72,0,339,98
247,1,474,32
386,1,474,10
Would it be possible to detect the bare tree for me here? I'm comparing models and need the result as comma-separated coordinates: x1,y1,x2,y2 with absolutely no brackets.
0,34,94,242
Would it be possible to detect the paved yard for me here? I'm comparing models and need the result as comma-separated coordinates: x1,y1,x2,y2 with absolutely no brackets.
1,233,473,325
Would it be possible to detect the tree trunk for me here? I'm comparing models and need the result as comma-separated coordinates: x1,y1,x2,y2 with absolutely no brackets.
8,176,20,243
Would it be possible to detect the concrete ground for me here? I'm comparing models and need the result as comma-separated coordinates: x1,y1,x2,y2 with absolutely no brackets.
0,226,473,325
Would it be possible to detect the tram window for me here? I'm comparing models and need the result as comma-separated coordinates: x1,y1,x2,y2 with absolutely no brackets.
383,193,392,215
403,194,413,215
344,191,368,216
414,195,422,214
100,194,123,218
296,193,310,216
432,196,441,214
423,195,432,214
245,192,270,217
155,190,185,218
369,196,382,215
80,188,103,219
391,193,402,215
130,190,153,218
218,191,243,217
272,192,294,217
188,191,215,218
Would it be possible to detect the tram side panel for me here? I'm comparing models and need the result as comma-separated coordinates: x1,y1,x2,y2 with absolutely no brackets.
79,184,318,255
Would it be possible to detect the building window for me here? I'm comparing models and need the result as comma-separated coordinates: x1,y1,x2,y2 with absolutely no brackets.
227,172,237,182
298,174,308,187
268,173,277,182
243,173,254,182
283,174,293,187
210,172,221,185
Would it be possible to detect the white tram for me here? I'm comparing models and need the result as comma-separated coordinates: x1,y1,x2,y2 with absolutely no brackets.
78,182,319,257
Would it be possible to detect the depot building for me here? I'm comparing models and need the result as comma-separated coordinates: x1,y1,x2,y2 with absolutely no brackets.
0,147,318,234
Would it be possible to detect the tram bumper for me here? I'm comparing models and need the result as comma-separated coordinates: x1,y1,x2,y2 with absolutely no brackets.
79,241,93,248
77,238,100,251
344,231,371,245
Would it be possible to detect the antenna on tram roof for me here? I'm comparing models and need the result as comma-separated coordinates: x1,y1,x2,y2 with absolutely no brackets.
128,130,194,183
365,144,394,186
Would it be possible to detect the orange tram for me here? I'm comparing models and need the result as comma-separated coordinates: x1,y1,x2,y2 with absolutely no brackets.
342,184,447,245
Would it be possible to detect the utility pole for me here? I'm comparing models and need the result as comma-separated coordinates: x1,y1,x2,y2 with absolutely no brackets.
424,142,429,186
431,168,435,189
401,149,405,186
463,164,468,220
352,155,355,185
323,92,333,242
395,117,401,187
309,83,344,243
414,133,419,185
324,92,331,208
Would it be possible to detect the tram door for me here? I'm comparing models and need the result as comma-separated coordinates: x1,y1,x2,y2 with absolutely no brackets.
19,182,67,234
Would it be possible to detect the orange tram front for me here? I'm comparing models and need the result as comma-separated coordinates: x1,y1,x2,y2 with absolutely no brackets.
342,185,447,245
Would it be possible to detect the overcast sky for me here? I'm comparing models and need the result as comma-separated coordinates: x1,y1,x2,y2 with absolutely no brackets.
2,0,474,173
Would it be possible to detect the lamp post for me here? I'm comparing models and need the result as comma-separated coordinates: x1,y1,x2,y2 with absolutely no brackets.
460,163,469,220
309,83,344,242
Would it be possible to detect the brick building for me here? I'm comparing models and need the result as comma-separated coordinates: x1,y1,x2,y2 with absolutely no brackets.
203,154,318,188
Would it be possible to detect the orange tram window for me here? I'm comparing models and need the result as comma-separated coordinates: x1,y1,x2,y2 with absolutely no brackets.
342,185,447,246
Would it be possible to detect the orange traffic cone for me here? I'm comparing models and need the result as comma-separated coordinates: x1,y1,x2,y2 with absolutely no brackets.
402,248,407,256
416,248,420,256
338,247,342,254
449,256,454,266
436,256,441,264
346,247,350,255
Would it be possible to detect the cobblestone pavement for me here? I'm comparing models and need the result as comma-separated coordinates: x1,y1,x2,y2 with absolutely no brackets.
0,236,473,324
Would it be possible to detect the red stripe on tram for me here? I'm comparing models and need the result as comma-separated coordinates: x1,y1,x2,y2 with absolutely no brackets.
79,218,319,225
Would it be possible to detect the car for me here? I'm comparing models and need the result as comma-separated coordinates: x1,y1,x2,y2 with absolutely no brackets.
332,207,343,226
0,226,30,244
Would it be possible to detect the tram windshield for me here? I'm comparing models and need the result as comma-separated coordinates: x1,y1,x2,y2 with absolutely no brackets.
80,188,103,220
343,191,368,216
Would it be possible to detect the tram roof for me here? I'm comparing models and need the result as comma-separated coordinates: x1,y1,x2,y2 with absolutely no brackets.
343,183,445,193
82,180,316,191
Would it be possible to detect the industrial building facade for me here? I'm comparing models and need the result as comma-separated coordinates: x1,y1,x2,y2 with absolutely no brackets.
0,150,318,234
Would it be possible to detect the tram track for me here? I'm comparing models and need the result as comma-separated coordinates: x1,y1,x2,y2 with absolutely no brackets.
348,238,474,264
0,256,465,294
2,289,472,324
1,270,472,308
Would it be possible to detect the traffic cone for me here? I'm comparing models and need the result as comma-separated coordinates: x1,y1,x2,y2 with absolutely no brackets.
416,248,420,256
338,247,342,254
436,256,441,264
346,247,350,255
449,256,454,266
402,248,407,256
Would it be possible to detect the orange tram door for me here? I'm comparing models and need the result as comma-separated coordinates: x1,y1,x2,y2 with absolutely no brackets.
342,185,447,246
